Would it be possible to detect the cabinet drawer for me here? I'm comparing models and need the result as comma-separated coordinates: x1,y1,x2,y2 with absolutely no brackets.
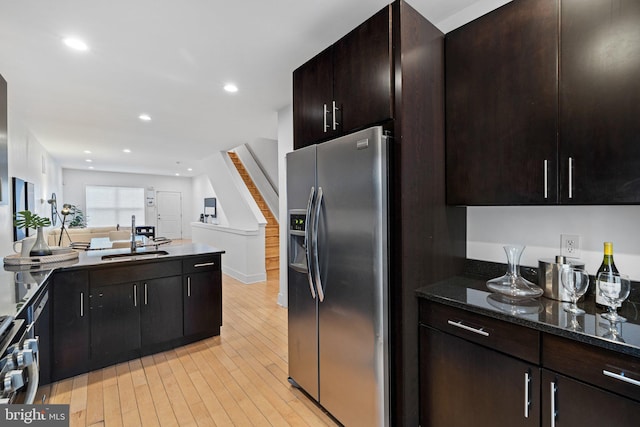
182,254,221,274
543,333,640,402
420,300,540,364
91,259,182,286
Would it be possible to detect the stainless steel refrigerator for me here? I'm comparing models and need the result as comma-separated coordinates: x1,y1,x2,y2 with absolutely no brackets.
287,126,389,427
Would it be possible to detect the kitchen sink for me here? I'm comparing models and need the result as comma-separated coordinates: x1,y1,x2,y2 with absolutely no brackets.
101,250,170,261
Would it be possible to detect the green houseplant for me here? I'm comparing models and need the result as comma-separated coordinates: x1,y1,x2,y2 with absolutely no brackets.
14,210,52,256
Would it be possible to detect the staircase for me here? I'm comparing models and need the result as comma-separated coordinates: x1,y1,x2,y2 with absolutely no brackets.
228,152,279,278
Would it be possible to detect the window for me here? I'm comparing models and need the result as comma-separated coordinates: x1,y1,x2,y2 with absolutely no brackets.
85,185,145,227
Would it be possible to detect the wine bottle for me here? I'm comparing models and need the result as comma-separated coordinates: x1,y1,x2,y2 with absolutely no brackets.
595,242,619,308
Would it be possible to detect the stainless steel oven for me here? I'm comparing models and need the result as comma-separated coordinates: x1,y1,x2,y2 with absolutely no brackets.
0,287,48,405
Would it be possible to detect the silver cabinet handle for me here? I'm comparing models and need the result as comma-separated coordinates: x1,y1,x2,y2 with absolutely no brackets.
133,284,137,307
144,283,148,305
568,157,573,199
447,320,489,336
80,292,84,317
603,370,640,387
332,100,339,130
543,160,548,199
187,277,191,297
550,381,557,427
323,104,329,132
524,371,531,418
194,262,215,268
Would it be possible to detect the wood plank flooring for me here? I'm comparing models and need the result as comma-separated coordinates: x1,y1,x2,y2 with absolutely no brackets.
37,274,338,427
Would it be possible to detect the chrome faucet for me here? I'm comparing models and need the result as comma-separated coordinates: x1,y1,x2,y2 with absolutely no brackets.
131,215,136,252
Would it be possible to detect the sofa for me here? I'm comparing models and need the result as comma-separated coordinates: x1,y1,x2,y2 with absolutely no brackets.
47,226,132,247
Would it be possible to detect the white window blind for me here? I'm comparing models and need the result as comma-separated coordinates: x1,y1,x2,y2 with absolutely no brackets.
85,185,145,227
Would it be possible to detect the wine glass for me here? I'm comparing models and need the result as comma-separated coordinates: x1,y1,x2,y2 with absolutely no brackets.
598,272,631,322
560,266,590,315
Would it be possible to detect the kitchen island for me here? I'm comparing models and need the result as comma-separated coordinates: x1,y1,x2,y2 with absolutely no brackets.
417,274,640,427
1,242,224,384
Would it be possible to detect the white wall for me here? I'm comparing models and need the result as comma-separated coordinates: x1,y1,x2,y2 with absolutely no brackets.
247,138,279,193
468,206,640,280
1,115,63,255
191,173,227,226
62,169,194,238
277,105,293,307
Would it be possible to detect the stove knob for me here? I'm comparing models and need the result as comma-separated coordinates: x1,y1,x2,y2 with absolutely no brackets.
16,349,34,368
23,338,39,356
0,355,15,372
3,370,24,393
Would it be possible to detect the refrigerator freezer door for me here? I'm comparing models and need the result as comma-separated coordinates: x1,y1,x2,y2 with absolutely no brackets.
286,145,320,400
316,126,389,426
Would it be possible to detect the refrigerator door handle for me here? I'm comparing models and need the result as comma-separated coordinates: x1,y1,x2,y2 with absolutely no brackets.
305,186,316,299
312,186,325,302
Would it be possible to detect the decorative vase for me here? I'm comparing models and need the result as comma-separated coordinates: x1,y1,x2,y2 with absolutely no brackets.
486,245,543,300
29,227,53,257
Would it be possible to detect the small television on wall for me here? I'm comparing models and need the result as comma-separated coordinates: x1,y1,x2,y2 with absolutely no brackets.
204,197,217,218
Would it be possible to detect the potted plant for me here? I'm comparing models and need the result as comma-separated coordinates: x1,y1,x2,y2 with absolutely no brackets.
68,205,87,228
14,210,52,256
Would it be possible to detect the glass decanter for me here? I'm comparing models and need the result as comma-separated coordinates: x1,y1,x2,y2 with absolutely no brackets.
486,245,543,300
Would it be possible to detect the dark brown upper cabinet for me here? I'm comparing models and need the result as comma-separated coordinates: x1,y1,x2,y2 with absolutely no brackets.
293,6,393,149
447,0,640,205
445,0,559,205
559,0,640,204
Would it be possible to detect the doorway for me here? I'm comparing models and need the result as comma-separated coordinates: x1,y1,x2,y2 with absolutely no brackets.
156,191,182,239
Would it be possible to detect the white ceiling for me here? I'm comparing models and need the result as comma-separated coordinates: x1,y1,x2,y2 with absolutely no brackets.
0,0,509,177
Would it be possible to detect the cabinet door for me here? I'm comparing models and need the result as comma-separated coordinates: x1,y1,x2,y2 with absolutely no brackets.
420,326,540,427
51,270,89,382
90,282,140,367
184,269,222,337
445,0,559,205
333,5,392,135
542,370,640,427
559,0,640,203
140,276,183,347
293,46,334,149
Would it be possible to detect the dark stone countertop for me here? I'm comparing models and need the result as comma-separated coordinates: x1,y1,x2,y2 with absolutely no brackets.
0,243,224,319
417,275,640,359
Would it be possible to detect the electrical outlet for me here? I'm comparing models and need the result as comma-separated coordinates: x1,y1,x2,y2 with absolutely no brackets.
561,234,580,258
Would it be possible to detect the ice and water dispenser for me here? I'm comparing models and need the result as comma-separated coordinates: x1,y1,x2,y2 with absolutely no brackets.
288,209,308,273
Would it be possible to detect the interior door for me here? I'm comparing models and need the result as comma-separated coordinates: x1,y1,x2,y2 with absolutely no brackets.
156,191,182,239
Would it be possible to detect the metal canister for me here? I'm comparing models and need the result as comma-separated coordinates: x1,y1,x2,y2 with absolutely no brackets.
538,255,586,302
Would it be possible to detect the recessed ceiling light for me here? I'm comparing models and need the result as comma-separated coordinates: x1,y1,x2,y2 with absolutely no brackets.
175,173,180,176
85,159,92,163
63,37,89,51
88,166,94,170
187,168,193,172
139,114,151,121
224,83,238,93
123,149,131,153
84,150,91,154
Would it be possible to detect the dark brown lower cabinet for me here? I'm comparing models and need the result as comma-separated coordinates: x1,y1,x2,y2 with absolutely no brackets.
90,282,141,368
51,254,222,380
51,270,89,382
420,325,540,427
183,256,222,337
542,370,640,427
420,299,640,427
140,276,183,347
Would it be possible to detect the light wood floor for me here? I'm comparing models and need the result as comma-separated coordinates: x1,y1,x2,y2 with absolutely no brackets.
37,273,338,427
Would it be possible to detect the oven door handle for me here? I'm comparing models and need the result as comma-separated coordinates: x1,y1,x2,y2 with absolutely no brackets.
22,337,40,404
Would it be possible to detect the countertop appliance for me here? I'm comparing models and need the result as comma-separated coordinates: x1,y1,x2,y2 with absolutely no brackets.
287,126,389,426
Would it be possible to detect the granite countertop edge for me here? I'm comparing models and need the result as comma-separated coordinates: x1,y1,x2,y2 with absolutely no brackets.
416,277,640,359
